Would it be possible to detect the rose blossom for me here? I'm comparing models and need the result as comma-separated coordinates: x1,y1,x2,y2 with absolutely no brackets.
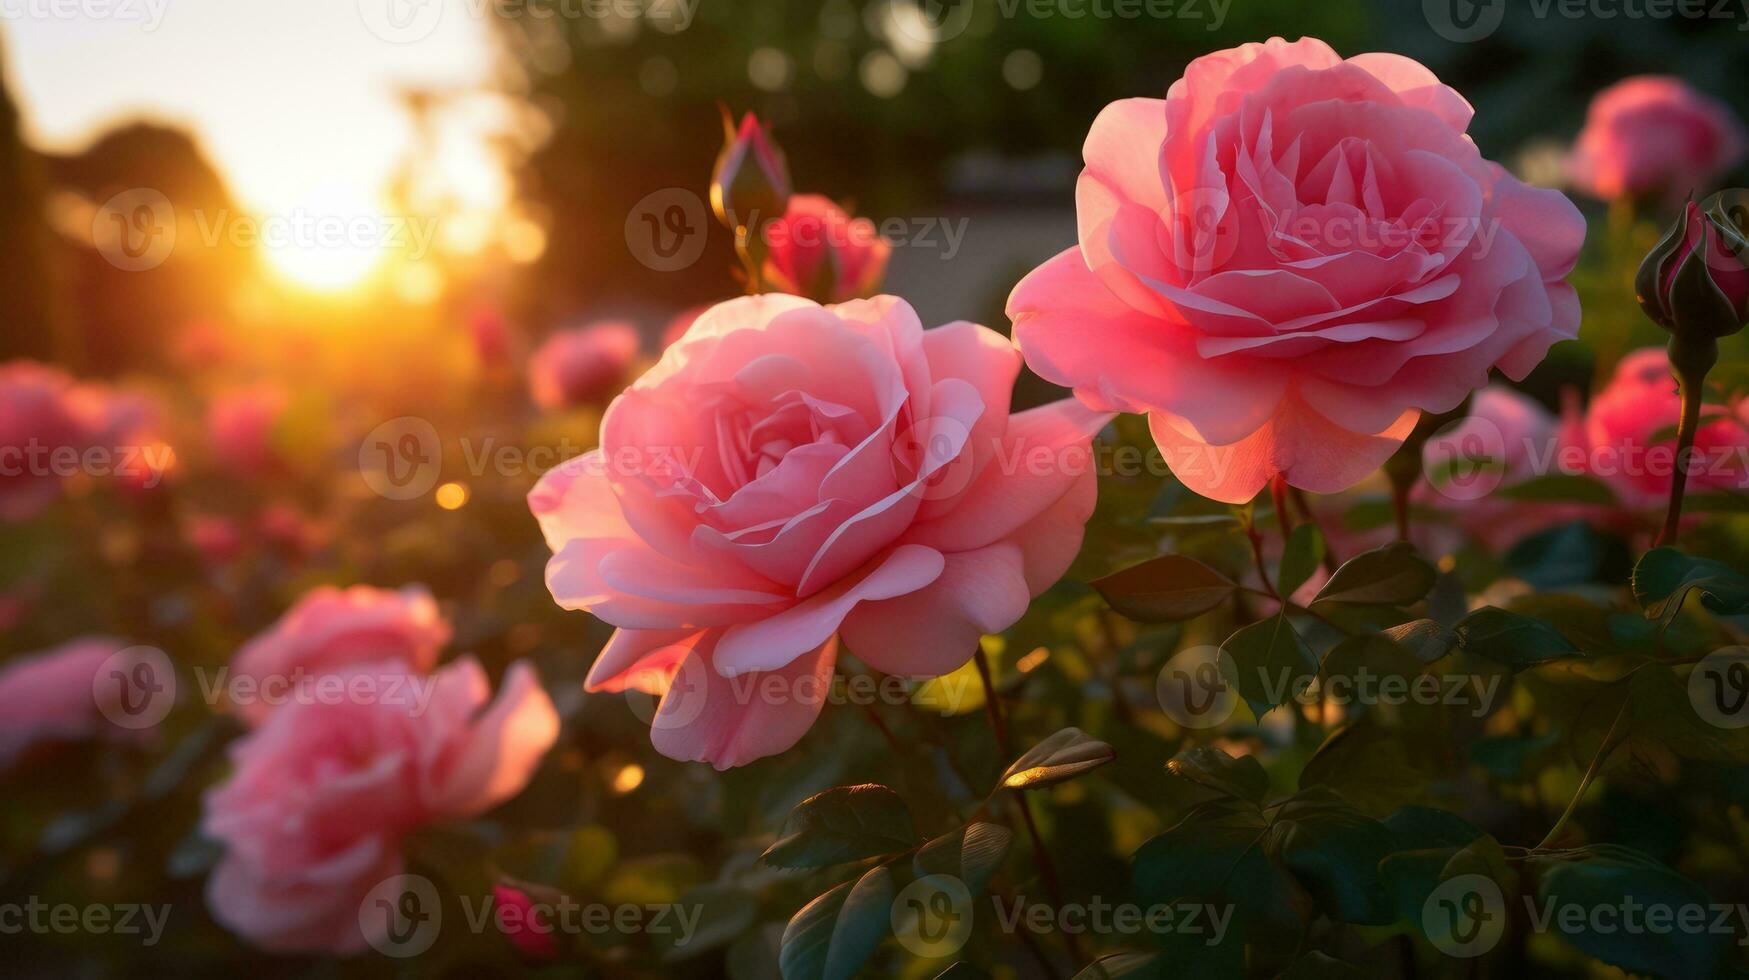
0,360,103,521
1416,385,1577,551
1568,348,1749,511
1009,37,1584,503
762,194,892,303
202,658,558,954
228,585,452,725
206,383,289,477
529,294,1106,769
0,637,139,769
528,321,642,410
1569,76,1746,204
662,304,711,350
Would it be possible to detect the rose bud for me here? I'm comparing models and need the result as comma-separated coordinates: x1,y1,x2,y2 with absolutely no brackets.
1636,190,1749,377
710,110,790,234
762,194,892,303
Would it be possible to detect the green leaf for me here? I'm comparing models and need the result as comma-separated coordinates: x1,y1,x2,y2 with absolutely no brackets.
1453,607,1578,667
1498,473,1618,505
1632,547,1749,627
934,964,994,980
778,866,896,980
1526,845,1726,979
1275,950,1367,979
1219,614,1315,719
1072,952,1167,979
1093,555,1238,623
1310,543,1437,608
1268,799,1398,925
913,823,1012,898
1471,731,1561,780
1300,726,1429,817
763,785,916,869
1002,728,1115,789
1133,807,1301,971
1165,746,1269,805
1380,619,1456,662
1381,806,1483,852
1277,524,1326,598
1505,521,1631,590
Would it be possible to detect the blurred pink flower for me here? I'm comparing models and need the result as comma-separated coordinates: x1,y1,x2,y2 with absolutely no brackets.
1009,37,1584,503
661,304,711,350
229,585,452,726
0,360,103,521
468,307,513,367
1570,347,1749,510
1416,385,1577,551
1570,76,1746,203
202,658,558,954
492,883,560,961
206,383,289,477
529,294,1106,768
187,514,246,565
762,194,891,303
528,321,641,410
0,637,134,769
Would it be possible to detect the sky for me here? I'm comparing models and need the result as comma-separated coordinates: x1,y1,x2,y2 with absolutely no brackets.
1,0,501,216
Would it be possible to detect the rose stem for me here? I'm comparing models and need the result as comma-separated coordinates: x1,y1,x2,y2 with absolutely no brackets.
1534,699,1630,851
1656,375,1705,548
973,646,1079,965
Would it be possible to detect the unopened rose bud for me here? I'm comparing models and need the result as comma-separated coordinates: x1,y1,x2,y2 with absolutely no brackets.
710,110,791,234
1636,190,1749,378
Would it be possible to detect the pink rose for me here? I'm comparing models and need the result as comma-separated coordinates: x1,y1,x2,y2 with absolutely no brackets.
0,361,103,521
762,194,892,303
1009,37,1584,503
1417,385,1576,551
528,321,642,410
529,294,1105,768
1570,76,1746,204
206,383,289,477
1570,348,1749,511
0,637,137,769
202,658,559,954
229,585,452,726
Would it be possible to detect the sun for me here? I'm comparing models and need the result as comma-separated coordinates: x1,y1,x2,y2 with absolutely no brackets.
258,185,391,292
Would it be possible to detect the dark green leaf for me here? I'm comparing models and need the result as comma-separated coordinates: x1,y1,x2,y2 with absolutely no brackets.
1165,746,1269,805
1498,473,1618,505
1002,728,1115,790
1072,952,1167,979
1219,615,1315,719
913,823,1011,898
1454,607,1578,667
1311,543,1437,608
763,785,915,869
1505,521,1631,590
1093,555,1238,623
1526,845,1726,980
1277,524,1326,598
1268,799,1398,925
1632,547,1749,627
664,884,759,961
779,866,896,980
1274,950,1367,979
1300,726,1428,818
